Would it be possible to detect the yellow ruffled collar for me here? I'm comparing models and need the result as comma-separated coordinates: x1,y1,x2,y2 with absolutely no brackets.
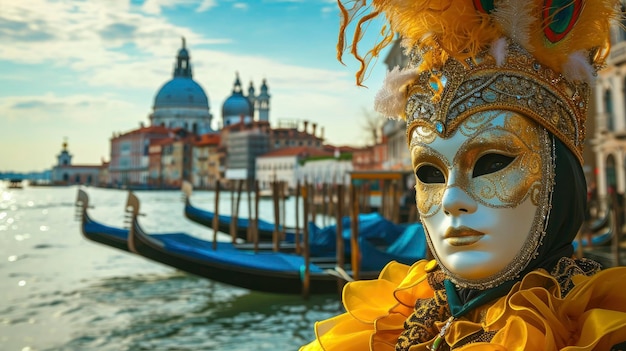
302,257,626,351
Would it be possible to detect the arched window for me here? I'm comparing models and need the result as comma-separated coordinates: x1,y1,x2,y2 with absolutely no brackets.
606,154,617,193
605,89,614,131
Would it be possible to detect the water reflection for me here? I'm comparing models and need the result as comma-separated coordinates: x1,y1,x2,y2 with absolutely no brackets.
51,273,340,351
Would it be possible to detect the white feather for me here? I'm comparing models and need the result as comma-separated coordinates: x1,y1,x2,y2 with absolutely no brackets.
374,66,419,119
489,37,508,67
492,2,534,51
563,51,595,83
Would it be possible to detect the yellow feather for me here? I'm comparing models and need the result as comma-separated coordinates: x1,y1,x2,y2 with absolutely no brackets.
337,0,621,85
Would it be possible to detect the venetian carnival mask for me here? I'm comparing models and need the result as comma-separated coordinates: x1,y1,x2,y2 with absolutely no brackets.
411,110,554,288
332,0,616,288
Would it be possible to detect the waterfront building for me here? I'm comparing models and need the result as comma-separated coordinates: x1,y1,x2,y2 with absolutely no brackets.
381,39,412,171
269,120,323,149
50,139,103,185
222,120,271,181
191,133,223,189
148,141,164,188
297,152,354,186
109,124,170,187
352,142,387,171
256,146,333,192
591,16,626,204
159,130,194,189
150,38,213,135
221,118,328,183
145,128,197,189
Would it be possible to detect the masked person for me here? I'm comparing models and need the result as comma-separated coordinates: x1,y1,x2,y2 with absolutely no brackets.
301,1,626,350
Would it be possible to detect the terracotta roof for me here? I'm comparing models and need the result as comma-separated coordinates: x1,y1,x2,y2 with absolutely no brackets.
120,125,171,137
221,120,271,131
259,146,332,158
194,133,221,146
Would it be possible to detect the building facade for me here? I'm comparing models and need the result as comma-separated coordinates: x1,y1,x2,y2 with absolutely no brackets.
591,14,626,205
50,140,103,185
109,125,170,187
191,133,223,189
256,147,334,192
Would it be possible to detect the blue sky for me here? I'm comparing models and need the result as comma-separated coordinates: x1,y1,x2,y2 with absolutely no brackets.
0,0,390,172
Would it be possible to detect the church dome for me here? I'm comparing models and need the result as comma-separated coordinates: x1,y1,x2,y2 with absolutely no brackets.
150,38,213,135
222,73,253,121
154,77,209,109
222,93,252,117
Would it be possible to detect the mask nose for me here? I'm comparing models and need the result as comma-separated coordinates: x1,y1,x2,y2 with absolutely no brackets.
442,186,477,216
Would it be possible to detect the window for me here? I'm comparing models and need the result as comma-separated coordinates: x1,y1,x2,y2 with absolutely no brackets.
605,89,614,131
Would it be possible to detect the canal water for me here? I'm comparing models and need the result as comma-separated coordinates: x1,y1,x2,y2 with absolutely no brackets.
0,184,341,351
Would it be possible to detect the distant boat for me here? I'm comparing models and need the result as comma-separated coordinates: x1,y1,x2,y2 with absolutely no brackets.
8,179,24,189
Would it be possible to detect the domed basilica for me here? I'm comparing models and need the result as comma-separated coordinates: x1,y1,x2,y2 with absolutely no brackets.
149,38,270,134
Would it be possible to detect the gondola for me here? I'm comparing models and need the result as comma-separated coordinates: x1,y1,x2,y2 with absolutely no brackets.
75,188,130,252
573,205,615,250
126,191,391,295
182,181,294,242
76,188,297,254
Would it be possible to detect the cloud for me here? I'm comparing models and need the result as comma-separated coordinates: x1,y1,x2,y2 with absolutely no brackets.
233,3,248,10
0,0,384,172
141,0,217,14
197,0,218,12
1,94,136,122
99,23,138,40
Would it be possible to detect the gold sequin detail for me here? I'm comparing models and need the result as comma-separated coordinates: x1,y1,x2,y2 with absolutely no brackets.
405,43,587,165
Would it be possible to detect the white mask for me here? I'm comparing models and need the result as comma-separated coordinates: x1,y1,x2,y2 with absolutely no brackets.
410,110,554,289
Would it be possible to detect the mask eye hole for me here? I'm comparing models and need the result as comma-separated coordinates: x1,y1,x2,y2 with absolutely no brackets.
472,153,515,178
416,165,445,184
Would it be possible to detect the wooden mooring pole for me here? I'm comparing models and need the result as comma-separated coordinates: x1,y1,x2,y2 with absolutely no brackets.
350,183,360,280
253,180,260,253
212,179,220,250
272,180,280,252
302,181,311,299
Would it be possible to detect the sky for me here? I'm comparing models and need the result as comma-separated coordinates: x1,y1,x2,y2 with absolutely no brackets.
0,0,392,173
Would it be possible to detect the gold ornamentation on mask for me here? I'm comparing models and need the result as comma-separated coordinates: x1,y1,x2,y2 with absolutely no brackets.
405,44,588,164
412,111,543,216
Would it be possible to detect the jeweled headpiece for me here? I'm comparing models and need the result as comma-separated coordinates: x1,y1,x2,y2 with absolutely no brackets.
338,0,621,164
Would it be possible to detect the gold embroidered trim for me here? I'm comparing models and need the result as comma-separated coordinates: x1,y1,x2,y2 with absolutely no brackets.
405,44,588,164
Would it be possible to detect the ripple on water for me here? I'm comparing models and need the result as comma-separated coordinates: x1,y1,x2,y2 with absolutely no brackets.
2,187,343,351
41,272,341,351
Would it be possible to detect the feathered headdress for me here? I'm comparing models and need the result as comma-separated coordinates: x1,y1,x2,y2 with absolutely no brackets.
338,0,621,164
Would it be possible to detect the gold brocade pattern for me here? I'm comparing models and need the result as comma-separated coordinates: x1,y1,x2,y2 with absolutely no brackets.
550,256,601,296
405,44,588,164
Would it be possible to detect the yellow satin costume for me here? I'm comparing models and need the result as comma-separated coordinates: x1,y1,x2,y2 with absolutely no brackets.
301,258,626,350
